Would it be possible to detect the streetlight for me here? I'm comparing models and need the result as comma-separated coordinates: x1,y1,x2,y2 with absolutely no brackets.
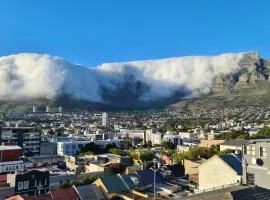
153,158,161,200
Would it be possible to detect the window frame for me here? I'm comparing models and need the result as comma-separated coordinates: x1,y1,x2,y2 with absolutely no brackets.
260,146,267,157
18,181,24,190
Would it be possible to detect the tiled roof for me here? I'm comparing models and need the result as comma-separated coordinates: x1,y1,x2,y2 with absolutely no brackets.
0,187,15,200
49,187,79,200
221,139,247,147
165,164,185,177
74,184,105,200
102,174,130,193
5,195,52,200
120,173,143,189
221,154,242,175
136,169,164,186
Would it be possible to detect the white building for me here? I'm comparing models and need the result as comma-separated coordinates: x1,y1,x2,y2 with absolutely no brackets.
102,112,108,126
33,106,37,113
178,132,194,140
57,141,90,156
46,106,50,113
59,106,63,113
177,145,191,153
151,133,163,145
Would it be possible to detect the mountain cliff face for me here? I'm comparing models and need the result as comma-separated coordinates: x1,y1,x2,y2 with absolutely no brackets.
212,52,270,91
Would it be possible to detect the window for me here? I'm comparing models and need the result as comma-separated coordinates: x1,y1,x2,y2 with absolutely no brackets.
251,146,256,155
24,181,29,189
246,146,256,155
18,182,24,190
246,146,251,155
260,147,267,157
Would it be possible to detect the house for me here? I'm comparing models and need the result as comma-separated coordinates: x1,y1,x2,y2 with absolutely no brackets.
199,140,225,148
0,145,33,173
5,195,52,200
72,184,105,200
135,169,164,187
5,187,80,200
7,170,50,196
220,139,247,153
122,169,180,197
164,164,185,179
247,128,261,136
242,139,270,189
184,159,206,184
93,174,130,199
199,154,242,190
49,187,79,200
65,156,92,172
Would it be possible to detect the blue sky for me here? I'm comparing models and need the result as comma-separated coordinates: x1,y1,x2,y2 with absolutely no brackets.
0,0,269,66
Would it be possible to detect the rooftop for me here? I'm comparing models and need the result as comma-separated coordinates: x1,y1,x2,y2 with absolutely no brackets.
221,139,247,147
0,145,21,151
245,139,270,144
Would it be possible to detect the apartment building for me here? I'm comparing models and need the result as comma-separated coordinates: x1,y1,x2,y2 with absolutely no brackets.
0,127,41,156
242,139,270,189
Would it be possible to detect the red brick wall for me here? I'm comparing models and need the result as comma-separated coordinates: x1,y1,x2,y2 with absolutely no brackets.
1,149,21,162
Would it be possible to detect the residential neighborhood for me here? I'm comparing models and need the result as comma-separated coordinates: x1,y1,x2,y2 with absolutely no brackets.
0,108,270,199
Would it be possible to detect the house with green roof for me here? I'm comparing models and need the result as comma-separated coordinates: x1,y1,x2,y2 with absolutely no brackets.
93,174,130,199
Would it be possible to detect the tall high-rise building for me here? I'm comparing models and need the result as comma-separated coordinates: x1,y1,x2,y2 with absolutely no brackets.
0,127,41,156
59,106,63,113
102,112,108,126
46,106,50,113
33,106,37,113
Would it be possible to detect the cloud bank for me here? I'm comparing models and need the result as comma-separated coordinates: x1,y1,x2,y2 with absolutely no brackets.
0,52,259,105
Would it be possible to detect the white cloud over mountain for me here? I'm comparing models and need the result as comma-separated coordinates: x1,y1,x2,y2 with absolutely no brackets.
0,52,257,104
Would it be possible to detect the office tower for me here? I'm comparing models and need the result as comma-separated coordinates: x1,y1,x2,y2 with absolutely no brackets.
46,106,50,113
33,106,37,113
102,112,108,126
59,106,63,113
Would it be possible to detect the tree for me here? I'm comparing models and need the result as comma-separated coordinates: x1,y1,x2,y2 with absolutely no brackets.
110,163,126,174
139,150,154,162
251,127,270,139
123,139,132,149
217,149,235,156
130,150,139,160
161,141,175,150
105,143,117,151
57,182,72,189
109,148,122,156
79,142,105,155
75,175,99,186
173,153,185,164
214,130,246,140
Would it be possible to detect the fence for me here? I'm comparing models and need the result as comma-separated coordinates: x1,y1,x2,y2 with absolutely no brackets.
193,182,240,194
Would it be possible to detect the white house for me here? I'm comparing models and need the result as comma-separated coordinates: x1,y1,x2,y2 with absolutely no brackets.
219,139,246,153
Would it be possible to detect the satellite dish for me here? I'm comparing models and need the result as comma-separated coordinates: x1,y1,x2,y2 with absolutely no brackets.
256,158,264,166
251,157,256,165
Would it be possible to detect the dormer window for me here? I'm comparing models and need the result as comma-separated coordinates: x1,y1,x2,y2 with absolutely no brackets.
130,176,139,186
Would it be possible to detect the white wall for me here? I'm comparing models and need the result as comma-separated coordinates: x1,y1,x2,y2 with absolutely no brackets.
199,155,241,190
